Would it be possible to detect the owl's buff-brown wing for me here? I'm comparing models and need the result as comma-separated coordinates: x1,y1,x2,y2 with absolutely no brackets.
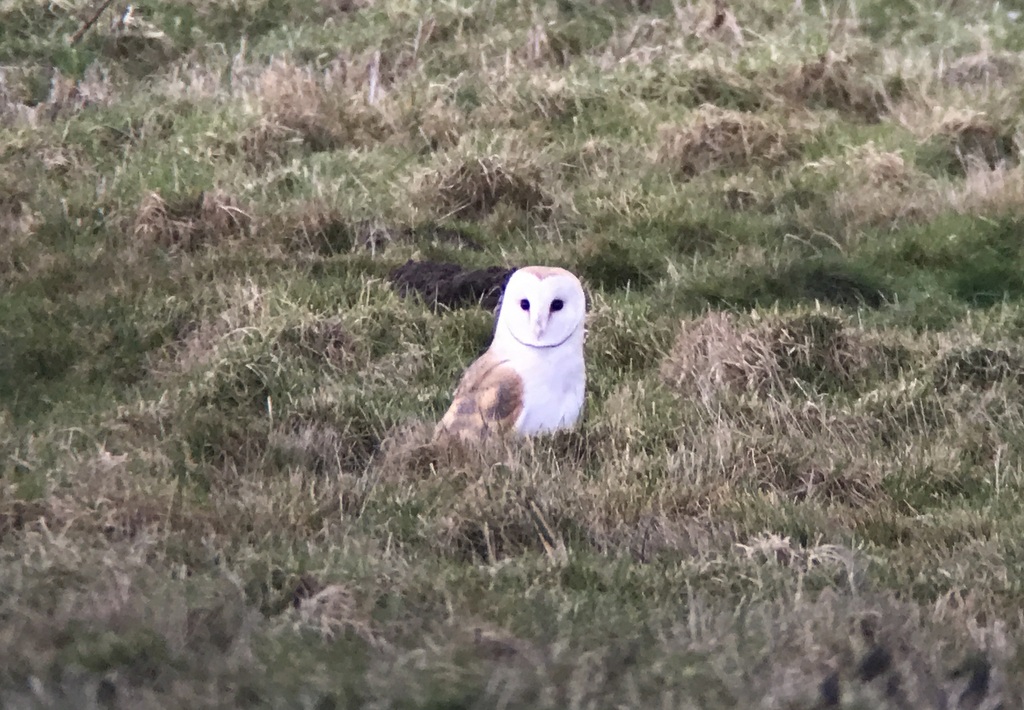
435,351,524,441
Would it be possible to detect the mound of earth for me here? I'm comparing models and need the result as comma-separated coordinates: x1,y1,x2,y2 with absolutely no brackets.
388,259,516,311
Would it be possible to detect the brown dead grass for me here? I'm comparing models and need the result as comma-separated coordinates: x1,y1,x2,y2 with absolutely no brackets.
423,155,552,220
952,159,1024,215
817,142,939,233
281,204,359,255
657,105,801,179
240,59,394,163
374,396,885,560
132,189,251,251
777,50,892,122
278,316,354,370
659,310,890,401
405,97,466,152
942,50,1021,88
294,583,384,647
374,427,667,562
0,64,114,126
934,346,1024,393
0,445,206,544
935,109,1020,169
174,297,260,372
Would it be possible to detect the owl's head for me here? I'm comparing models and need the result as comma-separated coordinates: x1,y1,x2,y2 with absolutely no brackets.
494,266,586,350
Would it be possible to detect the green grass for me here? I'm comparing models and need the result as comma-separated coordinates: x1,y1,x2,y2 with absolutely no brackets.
4,0,1024,707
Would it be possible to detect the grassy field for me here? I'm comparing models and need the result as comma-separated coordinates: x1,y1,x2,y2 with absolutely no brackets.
4,0,1024,706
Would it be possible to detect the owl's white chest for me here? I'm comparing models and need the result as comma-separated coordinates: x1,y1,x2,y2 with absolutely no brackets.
514,348,586,435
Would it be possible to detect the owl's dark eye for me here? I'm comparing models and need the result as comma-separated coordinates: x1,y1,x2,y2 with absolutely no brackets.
520,299,530,311
550,299,564,312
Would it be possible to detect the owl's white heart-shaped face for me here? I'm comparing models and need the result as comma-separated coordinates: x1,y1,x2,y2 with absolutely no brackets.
496,267,586,349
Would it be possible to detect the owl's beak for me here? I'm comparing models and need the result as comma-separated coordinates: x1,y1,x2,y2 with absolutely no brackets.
532,313,548,338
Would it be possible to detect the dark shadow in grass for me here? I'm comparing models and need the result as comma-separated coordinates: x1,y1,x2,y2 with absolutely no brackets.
950,253,1024,307
576,236,665,291
0,292,178,423
693,258,890,310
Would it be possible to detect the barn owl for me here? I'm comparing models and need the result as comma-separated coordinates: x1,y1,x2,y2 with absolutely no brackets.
436,266,587,441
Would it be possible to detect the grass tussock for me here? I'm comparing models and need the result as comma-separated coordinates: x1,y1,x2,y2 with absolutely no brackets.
952,159,1024,215
132,189,251,251
240,58,393,163
942,50,1021,88
660,309,899,399
657,105,802,179
7,0,1024,706
422,154,553,220
815,142,937,233
934,109,1020,171
777,50,894,122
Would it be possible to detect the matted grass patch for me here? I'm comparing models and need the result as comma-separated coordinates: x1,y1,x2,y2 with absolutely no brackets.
421,154,553,220
776,49,898,123
132,189,251,251
657,105,805,179
659,309,904,399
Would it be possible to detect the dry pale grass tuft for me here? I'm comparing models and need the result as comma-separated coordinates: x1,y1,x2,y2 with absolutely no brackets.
372,420,450,479
279,316,355,370
659,310,767,401
421,155,552,220
280,203,360,255
434,484,574,565
657,105,801,179
240,58,393,164
0,444,203,543
777,50,892,122
470,70,584,132
374,428,671,562
950,157,1024,215
934,108,1020,169
152,281,268,375
942,50,1021,88
0,67,33,120
816,142,938,232
292,583,384,647
934,345,1024,393
731,399,889,506
0,64,114,126
405,97,466,152
132,189,252,251
659,310,887,401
